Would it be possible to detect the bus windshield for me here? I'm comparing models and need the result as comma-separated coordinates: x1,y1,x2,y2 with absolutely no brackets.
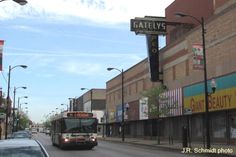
61,118,97,133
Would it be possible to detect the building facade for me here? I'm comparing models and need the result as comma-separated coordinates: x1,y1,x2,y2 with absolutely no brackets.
76,88,106,136
106,0,236,145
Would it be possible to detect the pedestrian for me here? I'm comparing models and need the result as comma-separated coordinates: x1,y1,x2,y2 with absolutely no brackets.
119,126,121,136
110,127,112,137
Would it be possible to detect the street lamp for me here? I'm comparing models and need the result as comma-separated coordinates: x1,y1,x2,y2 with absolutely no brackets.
175,12,211,148
12,0,27,5
55,107,59,115
17,96,28,131
81,88,93,112
12,86,27,132
107,67,124,142
16,102,27,130
61,104,68,112
18,97,28,111
5,65,27,139
0,0,27,5
19,102,28,109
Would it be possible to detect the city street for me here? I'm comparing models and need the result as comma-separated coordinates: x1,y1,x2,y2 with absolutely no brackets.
35,133,202,157
1,1,236,157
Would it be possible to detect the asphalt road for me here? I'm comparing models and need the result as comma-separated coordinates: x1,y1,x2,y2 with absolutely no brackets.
34,133,209,157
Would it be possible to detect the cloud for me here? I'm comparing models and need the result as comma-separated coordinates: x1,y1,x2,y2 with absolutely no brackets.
59,61,102,76
4,47,145,77
35,73,55,78
0,0,174,24
9,25,43,33
5,47,145,59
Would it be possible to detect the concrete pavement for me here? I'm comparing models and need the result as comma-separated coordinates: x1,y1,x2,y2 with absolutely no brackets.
98,136,236,156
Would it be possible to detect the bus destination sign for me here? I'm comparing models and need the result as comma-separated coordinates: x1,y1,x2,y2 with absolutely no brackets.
67,112,93,118
130,17,166,35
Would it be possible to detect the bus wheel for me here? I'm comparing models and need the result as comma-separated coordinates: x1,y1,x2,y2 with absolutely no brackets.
88,146,93,150
52,142,56,146
59,143,64,149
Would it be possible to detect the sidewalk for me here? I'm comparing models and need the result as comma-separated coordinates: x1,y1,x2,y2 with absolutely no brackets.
98,136,236,156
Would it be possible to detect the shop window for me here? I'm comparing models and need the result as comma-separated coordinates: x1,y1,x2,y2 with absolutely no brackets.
230,116,236,138
98,127,101,132
212,113,226,138
191,115,203,139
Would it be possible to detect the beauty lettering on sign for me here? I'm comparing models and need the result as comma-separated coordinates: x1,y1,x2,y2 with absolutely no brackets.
184,87,236,113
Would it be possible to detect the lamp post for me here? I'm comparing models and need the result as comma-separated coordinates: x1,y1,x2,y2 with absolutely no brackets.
81,88,93,112
16,102,27,131
16,104,28,130
19,102,28,111
61,104,68,112
55,107,59,115
0,0,27,5
5,65,27,139
12,86,27,132
17,96,28,131
175,12,210,148
107,67,124,142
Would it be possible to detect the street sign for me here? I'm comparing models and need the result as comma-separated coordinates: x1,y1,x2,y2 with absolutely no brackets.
130,17,166,35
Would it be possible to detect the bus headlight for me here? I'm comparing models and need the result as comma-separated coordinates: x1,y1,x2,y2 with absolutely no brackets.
64,138,69,142
90,137,96,142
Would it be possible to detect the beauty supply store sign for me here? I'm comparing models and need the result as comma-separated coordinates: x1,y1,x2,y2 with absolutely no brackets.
184,73,236,113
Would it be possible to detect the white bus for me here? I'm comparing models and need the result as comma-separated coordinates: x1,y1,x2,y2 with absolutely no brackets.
50,111,98,149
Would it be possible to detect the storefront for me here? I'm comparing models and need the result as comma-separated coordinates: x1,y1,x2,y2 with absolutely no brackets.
183,72,236,144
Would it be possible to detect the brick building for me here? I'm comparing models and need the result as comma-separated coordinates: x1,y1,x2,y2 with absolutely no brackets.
106,0,236,145
74,88,106,136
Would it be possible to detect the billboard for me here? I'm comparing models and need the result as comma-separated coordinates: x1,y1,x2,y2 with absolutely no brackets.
192,44,204,70
159,88,183,117
108,109,115,123
139,97,148,120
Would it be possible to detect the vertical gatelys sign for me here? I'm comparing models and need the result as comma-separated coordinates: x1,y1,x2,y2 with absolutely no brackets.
146,35,159,81
0,40,4,71
130,16,166,82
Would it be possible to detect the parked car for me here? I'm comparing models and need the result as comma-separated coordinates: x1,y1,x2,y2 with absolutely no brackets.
11,130,32,139
45,129,50,135
0,139,49,157
31,127,38,134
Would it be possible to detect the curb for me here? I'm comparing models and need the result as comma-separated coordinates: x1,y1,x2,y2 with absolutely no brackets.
99,138,235,157
99,138,183,152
